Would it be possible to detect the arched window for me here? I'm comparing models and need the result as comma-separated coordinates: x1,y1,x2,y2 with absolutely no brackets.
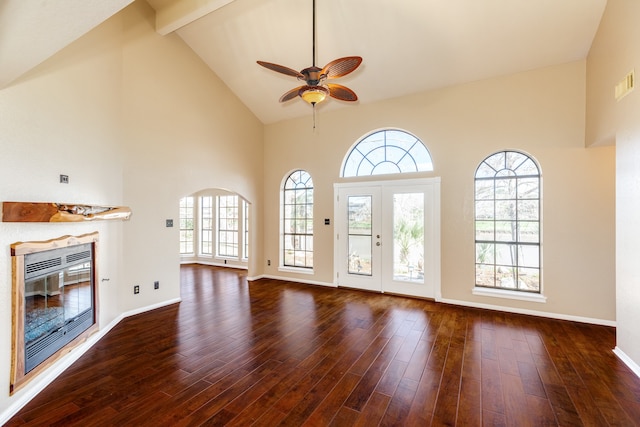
342,129,433,177
475,151,541,293
282,170,314,268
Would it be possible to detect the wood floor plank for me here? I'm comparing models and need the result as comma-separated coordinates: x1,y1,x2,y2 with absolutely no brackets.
501,372,531,426
481,358,505,415
564,385,609,426
5,265,640,427
352,391,391,427
456,377,481,426
224,364,309,427
276,349,364,426
431,342,464,425
403,337,434,382
525,394,558,426
404,367,441,425
544,383,583,426
517,359,547,398
378,377,419,426
302,372,361,426
343,335,404,411
329,407,360,427
462,339,482,382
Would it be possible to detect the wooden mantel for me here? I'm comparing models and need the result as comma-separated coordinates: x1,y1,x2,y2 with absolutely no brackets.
2,202,132,223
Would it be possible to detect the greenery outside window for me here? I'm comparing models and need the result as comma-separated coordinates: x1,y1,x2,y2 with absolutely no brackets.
282,170,314,268
475,151,541,293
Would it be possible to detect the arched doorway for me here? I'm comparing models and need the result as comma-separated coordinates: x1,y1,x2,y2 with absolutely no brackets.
179,188,250,270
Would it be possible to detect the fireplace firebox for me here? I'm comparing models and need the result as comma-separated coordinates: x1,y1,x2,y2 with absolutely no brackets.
10,233,99,394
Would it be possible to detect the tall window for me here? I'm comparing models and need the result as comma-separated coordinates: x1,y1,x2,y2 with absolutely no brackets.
218,195,238,257
342,129,433,177
475,151,541,292
243,200,249,260
200,196,213,255
179,197,194,254
283,170,314,268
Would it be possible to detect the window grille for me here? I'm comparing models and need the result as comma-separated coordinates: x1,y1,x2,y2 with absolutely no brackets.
474,151,541,293
342,129,433,177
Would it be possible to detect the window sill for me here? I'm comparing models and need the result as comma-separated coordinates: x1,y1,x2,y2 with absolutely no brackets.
278,266,314,275
472,287,547,303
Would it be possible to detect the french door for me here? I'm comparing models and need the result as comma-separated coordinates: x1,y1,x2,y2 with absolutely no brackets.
334,178,440,299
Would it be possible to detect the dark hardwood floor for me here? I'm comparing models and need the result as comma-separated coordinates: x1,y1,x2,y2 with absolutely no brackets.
6,264,640,426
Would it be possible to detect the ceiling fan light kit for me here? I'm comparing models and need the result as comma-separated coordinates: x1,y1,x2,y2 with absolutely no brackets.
300,86,329,105
257,0,362,108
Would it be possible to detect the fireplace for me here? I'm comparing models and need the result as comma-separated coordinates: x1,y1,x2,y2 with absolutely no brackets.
10,233,99,394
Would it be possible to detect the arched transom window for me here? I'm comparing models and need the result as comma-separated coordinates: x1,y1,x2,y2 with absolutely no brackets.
474,151,541,293
342,129,433,177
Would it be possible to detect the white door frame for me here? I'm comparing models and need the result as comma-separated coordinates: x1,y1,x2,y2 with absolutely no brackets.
333,177,441,300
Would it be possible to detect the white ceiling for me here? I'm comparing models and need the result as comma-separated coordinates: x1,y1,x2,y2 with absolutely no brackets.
1,0,607,125
0,0,134,89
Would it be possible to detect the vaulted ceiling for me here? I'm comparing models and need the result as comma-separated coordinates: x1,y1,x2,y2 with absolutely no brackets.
1,0,607,124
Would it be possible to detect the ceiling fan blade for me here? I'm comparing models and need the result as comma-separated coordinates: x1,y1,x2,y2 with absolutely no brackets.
257,61,304,79
321,56,363,79
328,83,358,102
279,86,306,102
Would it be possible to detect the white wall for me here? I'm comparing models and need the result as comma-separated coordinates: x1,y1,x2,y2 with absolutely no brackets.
264,60,616,323
0,0,630,420
0,0,264,419
587,0,640,374
119,1,263,312
0,15,126,416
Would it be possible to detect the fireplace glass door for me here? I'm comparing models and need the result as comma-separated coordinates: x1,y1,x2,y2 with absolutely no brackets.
23,243,95,373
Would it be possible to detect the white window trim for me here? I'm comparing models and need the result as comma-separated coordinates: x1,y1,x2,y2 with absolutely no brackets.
281,170,314,270
472,287,547,303
474,150,542,294
278,266,315,275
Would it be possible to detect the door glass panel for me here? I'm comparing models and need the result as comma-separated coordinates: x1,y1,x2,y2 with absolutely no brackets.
348,196,372,275
393,193,424,283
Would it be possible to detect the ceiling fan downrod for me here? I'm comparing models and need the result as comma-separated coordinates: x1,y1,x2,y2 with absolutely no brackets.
256,0,362,109
312,0,316,68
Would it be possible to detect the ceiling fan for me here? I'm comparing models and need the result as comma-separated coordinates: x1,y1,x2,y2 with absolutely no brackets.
257,0,362,107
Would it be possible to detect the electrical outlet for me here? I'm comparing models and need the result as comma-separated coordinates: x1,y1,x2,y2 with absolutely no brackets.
267,259,271,266
134,285,140,294
154,281,159,290
224,259,227,264
59,174,69,184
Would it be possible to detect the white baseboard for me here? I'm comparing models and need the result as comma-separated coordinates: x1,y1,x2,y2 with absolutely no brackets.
121,297,182,318
438,297,616,327
613,347,640,379
248,278,616,328
0,298,181,426
180,260,248,270
248,274,336,289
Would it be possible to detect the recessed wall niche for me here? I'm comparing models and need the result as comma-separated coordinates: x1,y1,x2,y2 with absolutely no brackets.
10,232,99,394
